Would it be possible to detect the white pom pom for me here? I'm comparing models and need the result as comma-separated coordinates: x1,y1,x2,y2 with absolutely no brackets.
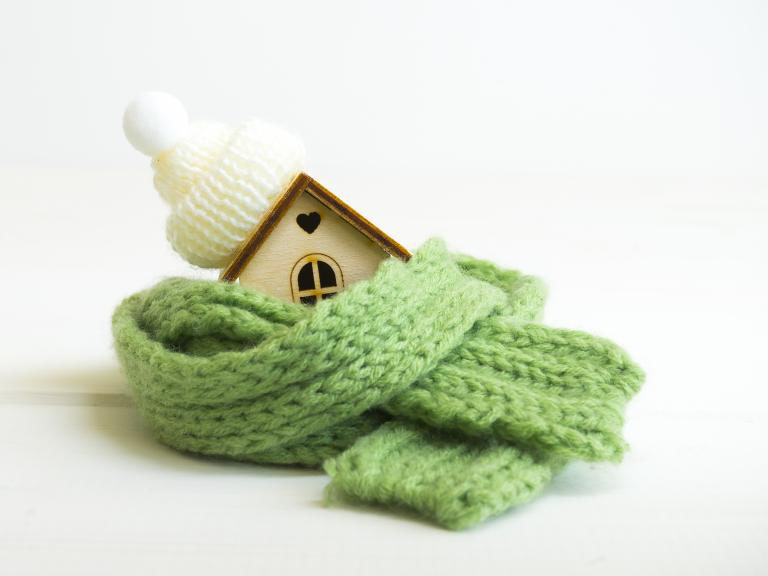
123,92,189,157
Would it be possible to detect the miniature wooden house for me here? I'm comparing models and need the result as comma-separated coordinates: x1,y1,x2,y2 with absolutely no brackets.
220,173,410,304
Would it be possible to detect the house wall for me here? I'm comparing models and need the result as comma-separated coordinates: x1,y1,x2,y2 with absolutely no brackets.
238,191,389,302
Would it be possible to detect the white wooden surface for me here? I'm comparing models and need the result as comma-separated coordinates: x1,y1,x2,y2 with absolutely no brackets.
1,167,766,575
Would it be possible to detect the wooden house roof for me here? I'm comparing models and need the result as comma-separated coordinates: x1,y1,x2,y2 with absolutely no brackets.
220,173,411,282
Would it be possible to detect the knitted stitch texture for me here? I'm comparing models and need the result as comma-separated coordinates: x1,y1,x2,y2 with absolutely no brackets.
152,119,305,269
112,239,643,530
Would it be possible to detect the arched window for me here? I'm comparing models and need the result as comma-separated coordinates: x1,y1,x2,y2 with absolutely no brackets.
290,254,344,305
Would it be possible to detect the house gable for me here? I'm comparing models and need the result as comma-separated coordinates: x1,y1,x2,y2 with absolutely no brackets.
220,173,410,302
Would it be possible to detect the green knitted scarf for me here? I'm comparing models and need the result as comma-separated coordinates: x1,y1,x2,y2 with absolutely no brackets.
112,238,643,530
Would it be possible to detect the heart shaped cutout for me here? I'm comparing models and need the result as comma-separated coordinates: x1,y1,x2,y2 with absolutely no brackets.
296,211,321,234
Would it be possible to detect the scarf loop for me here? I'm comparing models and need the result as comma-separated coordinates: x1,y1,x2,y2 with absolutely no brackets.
112,239,643,529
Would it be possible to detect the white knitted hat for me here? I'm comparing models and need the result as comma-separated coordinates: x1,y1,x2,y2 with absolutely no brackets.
123,92,306,268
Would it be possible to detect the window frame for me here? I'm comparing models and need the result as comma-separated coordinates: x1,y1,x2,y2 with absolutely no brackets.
289,253,345,304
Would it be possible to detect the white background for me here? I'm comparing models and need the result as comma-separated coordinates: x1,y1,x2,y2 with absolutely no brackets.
0,1,766,574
